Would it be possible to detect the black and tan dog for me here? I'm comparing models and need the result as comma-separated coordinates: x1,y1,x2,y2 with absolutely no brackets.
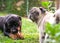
0,14,24,40
28,7,58,43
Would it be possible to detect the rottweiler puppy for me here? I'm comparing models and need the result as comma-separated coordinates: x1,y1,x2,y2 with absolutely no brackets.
0,14,24,40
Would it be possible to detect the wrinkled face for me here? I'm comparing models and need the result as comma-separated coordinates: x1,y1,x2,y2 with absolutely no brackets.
5,15,21,34
28,7,46,23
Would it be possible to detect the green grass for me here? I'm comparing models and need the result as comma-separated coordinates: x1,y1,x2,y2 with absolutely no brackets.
0,12,7,16
0,14,39,43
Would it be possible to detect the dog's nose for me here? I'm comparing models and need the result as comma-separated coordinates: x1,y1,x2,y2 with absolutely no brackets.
11,28,18,34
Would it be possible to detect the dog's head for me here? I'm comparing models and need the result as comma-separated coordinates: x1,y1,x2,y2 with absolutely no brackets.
54,9,60,24
28,7,59,25
4,14,22,34
28,7,46,23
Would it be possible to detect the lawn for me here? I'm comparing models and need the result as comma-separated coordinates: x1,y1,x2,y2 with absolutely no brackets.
0,13,39,43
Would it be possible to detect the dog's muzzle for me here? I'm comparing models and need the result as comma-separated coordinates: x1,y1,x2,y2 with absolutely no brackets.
11,27,18,34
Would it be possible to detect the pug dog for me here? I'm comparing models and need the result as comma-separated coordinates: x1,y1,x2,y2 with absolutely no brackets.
28,7,57,43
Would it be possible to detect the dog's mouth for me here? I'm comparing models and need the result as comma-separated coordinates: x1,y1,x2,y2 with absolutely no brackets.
29,15,38,23
11,28,18,34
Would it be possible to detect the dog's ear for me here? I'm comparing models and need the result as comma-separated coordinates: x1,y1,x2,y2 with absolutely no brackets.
39,7,46,13
18,16,21,20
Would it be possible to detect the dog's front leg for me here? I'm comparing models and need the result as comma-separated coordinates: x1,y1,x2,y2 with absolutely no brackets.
3,24,17,39
44,33,49,43
39,31,45,43
16,31,24,39
4,31,17,39
39,30,43,43
39,26,45,43
16,26,24,39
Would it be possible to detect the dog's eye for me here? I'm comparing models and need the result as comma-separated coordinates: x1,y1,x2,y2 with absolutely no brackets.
14,23,17,25
34,11,39,16
36,12,39,16
14,23,19,26
9,24,12,27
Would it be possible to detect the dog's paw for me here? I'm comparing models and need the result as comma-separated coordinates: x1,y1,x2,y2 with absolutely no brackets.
9,33,17,40
17,32,24,39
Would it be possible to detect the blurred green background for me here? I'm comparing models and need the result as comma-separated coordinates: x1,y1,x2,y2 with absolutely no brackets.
0,0,60,43
0,0,41,16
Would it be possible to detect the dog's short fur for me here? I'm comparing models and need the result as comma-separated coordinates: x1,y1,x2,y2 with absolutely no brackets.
54,9,60,24
28,7,46,24
28,7,58,43
0,14,24,40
